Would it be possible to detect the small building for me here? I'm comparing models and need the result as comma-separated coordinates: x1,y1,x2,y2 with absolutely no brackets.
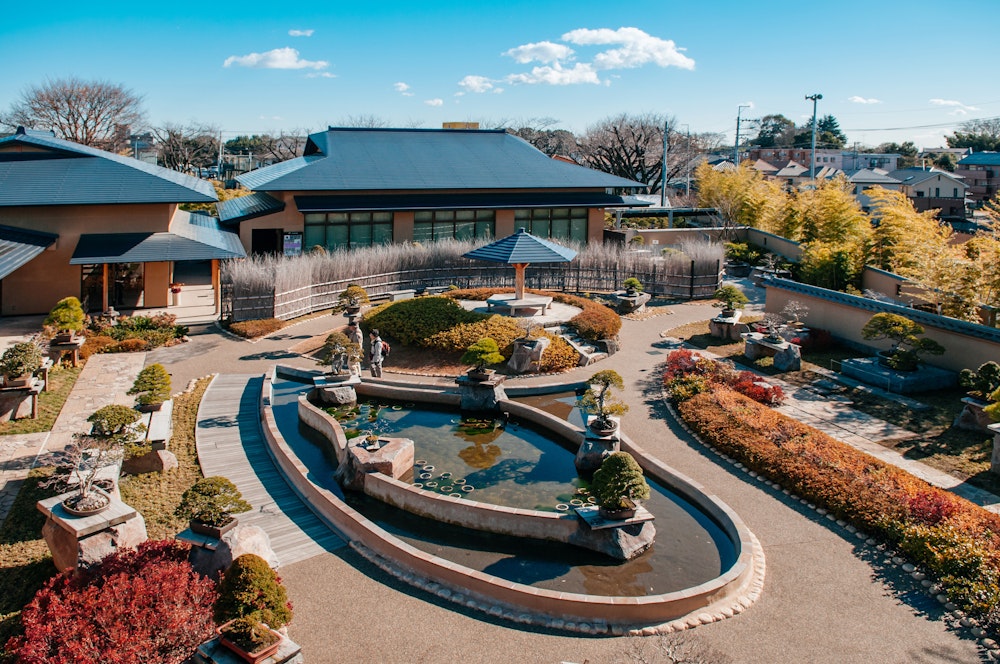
222,127,643,255
887,167,967,219
845,168,903,211
0,128,244,316
955,152,1000,207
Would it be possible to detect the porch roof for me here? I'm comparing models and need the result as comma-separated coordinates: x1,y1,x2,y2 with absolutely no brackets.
0,225,59,279
69,212,245,264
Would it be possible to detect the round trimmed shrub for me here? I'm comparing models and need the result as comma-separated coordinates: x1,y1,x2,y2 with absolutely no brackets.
215,553,293,629
590,452,650,510
362,297,485,346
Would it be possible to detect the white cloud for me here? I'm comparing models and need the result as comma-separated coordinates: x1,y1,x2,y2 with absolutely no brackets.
458,75,495,93
288,29,314,37
503,41,574,64
394,82,414,96
224,47,328,70
304,72,336,79
425,98,444,107
505,62,599,86
561,27,694,71
930,98,979,111
848,96,881,104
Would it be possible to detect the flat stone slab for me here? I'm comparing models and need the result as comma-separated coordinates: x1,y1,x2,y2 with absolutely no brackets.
38,492,137,538
574,504,655,530
840,357,957,394
349,436,414,482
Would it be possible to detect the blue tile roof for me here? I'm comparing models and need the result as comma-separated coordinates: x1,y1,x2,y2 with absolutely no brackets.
237,127,643,192
958,152,1000,166
294,191,637,212
0,130,217,206
463,228,577,264
69,211,245,264
216,192,286,225
0,225,58,279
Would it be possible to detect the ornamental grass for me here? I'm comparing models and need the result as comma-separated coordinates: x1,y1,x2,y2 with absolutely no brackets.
674,384,1000,630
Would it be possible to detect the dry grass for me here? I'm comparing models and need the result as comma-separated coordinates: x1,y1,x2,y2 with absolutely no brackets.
664,317,1000,493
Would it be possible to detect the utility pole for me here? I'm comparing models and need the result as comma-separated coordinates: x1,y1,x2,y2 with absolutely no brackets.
734,105,750,166
660,119,669,207
682,124,691,197
805,93,822,179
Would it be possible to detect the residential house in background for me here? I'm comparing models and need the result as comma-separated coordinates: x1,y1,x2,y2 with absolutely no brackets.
841,152,900,172
845,168,903,211
955,152,1000,207
888,167,967,219
0,128,244,316
221,127,644,255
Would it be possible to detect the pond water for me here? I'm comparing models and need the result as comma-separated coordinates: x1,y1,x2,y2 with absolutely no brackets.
271,378,736,596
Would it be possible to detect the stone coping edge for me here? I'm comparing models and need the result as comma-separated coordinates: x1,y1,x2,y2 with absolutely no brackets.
260,367,765,634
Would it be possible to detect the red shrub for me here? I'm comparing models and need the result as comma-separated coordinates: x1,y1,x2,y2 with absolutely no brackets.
907,490,960,526
10,540,217,664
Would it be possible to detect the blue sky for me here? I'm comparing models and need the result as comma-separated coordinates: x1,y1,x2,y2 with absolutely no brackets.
3,0,999,149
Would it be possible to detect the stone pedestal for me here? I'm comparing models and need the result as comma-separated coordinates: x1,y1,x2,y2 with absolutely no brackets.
122,449,178,475
179,523,279,579
342,436,415,491
571,504,656,560
709,311,742,341
507,337,550,374
38,492,147,571
609,291,652,314
840,357,957,394
575,416,621,476
456,374,508,412
194,633,303,664
955,397,995,433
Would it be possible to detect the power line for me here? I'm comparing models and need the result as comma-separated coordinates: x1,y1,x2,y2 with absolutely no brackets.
844,115,1000,133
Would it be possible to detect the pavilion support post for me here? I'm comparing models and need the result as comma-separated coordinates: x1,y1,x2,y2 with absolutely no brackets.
514,263,528,300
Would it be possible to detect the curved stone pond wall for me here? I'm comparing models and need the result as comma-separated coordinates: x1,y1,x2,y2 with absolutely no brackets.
261,366,765,634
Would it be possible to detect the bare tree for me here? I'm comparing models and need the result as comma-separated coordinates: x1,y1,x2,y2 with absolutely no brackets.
335,114,391,128
153,123,220,175
577,113,706,191
0,77,145,153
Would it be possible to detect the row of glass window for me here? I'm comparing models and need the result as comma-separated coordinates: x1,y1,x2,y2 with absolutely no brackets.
303,208,589,250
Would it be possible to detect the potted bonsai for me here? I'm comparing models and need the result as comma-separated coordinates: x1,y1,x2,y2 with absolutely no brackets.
0,340,44,387
318,331,362,379
127,363,172,411
590,451,650,520
47,405,145,516
175,476,252,539
579,369,629,435
781,299,809,329
623,277,644,297
713,284,749,318
461,338,505,381
861,312,945,372
338,284,369,315
959,361,1000,403
44,296,86,343
216,616,282,664
215,553,293,663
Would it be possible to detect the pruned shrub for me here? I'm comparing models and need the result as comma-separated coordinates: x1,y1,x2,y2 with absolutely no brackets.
537,333,579,373
215,553,293,629
426,315,523,354
9,540,216,663
175,476,251,528
128,363,172,407
663,349,783,405
362,297,485,346
110,338,149,353
79,334,116,359
229,318,285,339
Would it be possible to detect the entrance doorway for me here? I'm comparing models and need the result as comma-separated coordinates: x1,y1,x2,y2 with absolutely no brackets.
251,229,283,255
109,263,144,309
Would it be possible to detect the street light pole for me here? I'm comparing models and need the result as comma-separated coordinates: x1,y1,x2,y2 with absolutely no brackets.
805,93,823,179
734,105,750,166
660,119,669,207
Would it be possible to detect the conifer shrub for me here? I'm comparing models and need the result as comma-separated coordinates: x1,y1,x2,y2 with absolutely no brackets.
214,553,293,629
361,297,485,346
175,476,251,528
44,296,86,333
590,452,650,510
128,363,172,407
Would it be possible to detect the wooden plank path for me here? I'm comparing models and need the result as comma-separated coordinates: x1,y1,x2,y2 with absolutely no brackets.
196,374,345,565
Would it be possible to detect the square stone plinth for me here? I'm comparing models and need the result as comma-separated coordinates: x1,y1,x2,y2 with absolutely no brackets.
348,437,414,481
574,504,655,530
38,492,146,571
195,635,302,664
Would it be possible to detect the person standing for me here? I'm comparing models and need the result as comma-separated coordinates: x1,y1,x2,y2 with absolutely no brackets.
369,328,385,378
345,321,363,375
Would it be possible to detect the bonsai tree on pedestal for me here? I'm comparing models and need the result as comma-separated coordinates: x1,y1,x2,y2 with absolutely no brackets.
319,331,362,376
128,363,172,410
590,451,650,519
44,297,86,342
0,340,43,386
579,369,629,434
215,553,293,662
623,277,644,296
713,284,749,317
338,284,369,313
461,338,505,380
959,361,1000,401
861,312,945,371
175,476,251,538
781,299,809,327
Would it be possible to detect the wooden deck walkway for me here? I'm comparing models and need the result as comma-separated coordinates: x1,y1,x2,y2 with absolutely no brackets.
196,374,345,566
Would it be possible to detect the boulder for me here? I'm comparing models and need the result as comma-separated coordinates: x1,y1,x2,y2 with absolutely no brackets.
570,521,656,561
122,449,178,475
773,343,802,372
189,524,279,578
318,385,357,406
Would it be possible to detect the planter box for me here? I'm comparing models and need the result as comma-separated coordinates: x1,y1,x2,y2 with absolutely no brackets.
216,621,282,664
189,518,238,540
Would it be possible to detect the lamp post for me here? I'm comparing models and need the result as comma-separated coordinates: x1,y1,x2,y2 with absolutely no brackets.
805,93,823,179
734,105,750,166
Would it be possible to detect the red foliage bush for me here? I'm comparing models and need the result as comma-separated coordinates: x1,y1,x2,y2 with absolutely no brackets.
663,349,784,405
9,540,217,664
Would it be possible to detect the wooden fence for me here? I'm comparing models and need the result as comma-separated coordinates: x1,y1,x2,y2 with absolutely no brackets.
225,262,721,322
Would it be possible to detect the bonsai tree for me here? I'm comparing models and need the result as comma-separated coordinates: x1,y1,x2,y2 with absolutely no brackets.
319,331,361,375
713,284,749,313
338,284,370,309
128,363,172,408
218,616,281,657
461,338,505,373
590,451,650,511
781,299,809,326
175,476,252,528
579,369,629,430
959,361,1000,400
723,241,762,265
0,340,43,380
44,296,86,335
623,277,644,293
861,312,945,371
215,553,293,629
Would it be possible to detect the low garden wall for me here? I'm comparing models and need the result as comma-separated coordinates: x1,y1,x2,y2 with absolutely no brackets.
262,367,763,632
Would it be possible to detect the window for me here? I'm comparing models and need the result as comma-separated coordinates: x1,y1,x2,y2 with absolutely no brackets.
954,188,959,198
916,191,925,197
513,208,588,242
935,187,940,197
304,212,393,250
413,209,495,243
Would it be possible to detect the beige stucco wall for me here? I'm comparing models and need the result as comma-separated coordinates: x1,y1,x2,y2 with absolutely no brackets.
0,204,174,315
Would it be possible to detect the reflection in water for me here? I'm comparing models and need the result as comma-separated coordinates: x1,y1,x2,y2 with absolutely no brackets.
458,442,502,469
